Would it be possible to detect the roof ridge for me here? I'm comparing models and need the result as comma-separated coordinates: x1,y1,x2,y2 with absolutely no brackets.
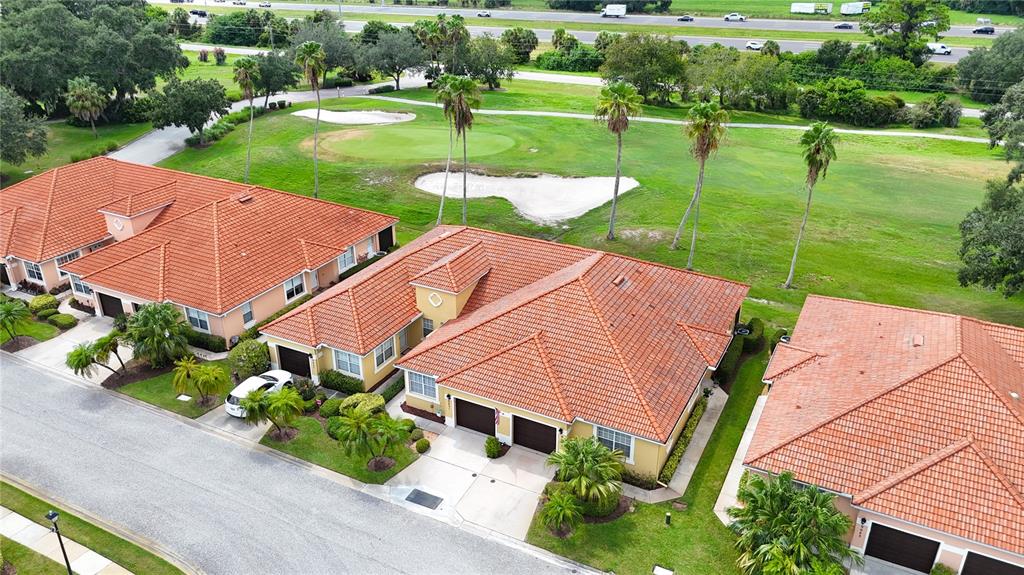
97,180,177,214
970,441,1024,508
79,241,167,280
679,322,717,366
2,207,20,257
853,437,973,504
747,355,962,464
437,332,541,382
764,343,824,381
806,294,963,321
958,348,1024,427
211,200,223,312
297,239,313,269
157,242,168,301
37,167,59,261
346,288,365,352
532,331,573,421
304,306,318,349
578,273,665,440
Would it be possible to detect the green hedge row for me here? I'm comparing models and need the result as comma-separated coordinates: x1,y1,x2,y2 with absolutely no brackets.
185,328,227,352
319,369,364,395
381,377,404,403
48,313,78,329
714,318,767,385
239,294,313,342
658,394,709,484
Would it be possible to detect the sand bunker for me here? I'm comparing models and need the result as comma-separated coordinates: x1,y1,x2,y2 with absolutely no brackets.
414,172,640,223
291,109,415,125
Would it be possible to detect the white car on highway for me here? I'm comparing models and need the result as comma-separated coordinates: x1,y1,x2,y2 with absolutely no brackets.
927,42,952,55
225,370,293,418
724,12,747,21
745,41,763,50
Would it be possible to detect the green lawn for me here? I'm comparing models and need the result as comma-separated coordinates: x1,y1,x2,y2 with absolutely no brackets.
116,359,231,418
157,90,1021,329
0,318,60,345
0,536,66,575
526,347,769,575
260,416,418,484
1,122,151,185
0,482,183,575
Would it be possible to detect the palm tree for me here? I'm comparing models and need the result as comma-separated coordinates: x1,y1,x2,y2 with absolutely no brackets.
294,41,327,199
541,490,583,536
94,330,127,373
670,102,729,271
65,342,119,379
434,74,456,225
172,358,230,407
333,410,409,470
594,81,643,240
728,471,859,575
172,355,200,396
233,57,262,184
124,303,189,368
66,77,106,139
547,436,624,505
265,386,304,437
784,122,839,289
0,299,29,342
444,76,481,225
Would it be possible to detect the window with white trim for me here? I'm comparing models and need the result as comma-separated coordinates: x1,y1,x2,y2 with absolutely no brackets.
70,275,92,295
24,261,43,282
408,371,437,400
333,349,362,377
374,337,394,369
56,251,81,277
241,301,254,325
422,318,434,337
185,307,210,332
284,274,305,300
596,426,633,460
338,246,355,271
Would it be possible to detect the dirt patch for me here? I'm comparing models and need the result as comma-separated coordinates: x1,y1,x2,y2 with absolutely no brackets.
401,402,445,424
583,495,633,524
101,362,169,389
298,129,369,161
620,229,666,242
368,456,395,472
269,427,299,442
1,336,39,353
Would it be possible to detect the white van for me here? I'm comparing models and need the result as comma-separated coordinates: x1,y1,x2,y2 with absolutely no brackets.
927,42,951,55
600,4,627,17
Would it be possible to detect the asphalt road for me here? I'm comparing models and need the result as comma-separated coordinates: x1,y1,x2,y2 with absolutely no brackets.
0,354,580,575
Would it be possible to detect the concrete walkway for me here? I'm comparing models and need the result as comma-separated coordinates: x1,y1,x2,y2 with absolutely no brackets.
668,388,728,494
713,395,767,525
0,506,131,575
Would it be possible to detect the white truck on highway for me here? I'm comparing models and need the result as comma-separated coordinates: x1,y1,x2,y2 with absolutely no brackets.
790,3,833,14
601,4,627,17
840,1,871,15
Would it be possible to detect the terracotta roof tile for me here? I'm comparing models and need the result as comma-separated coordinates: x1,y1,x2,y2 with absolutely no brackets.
410,240,491,294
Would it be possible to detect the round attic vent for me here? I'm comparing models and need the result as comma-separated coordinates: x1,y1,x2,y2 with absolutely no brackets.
428,292,443,308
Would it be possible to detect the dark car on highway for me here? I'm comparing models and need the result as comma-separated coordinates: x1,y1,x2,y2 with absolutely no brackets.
973,26,995,34
834,22,854,29
677,14,694,21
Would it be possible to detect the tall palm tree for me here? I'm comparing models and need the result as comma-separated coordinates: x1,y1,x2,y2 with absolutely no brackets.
594,81,643,240
434,74,456,225
785,122,839,289
444,76,481,225
294,41,327,199
265,386,304,436
233,57,262,184
124,302,189,368
547,436,624,505
671,102,729,271
94,330,127,373
66,77,106,139
0,299,29,342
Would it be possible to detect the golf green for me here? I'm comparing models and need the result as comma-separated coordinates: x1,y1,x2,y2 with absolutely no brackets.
317,125,517,161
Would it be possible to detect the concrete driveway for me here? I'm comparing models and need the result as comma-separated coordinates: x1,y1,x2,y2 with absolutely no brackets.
388,425,555,541
15,315,129,384
196,404,272,442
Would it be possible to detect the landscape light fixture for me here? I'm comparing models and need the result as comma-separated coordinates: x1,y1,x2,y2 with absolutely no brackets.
46,510,73,575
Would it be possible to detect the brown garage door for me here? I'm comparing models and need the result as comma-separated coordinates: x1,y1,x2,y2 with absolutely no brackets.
277,346,311,379
865,524,939,573
512,415,556,454
962,553,1024,575
97,293,123,318
455,399,495,436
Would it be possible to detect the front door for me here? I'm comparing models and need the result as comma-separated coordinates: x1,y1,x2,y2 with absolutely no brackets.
98,293,123,318
455,399,495,436
512,416,557,454
277,346,312,379
864,524,939,573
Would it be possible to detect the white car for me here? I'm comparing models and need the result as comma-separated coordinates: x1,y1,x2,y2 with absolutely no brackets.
259,1,271,6
724,12,747,21
476,11,491,17
927,42,951,55
745,41,763,50
225,370,293,418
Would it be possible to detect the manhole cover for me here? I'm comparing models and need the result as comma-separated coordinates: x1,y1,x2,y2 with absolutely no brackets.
406,489,443,510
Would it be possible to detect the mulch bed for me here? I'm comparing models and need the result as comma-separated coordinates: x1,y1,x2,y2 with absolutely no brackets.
268,427,299,443
100,363,170,389
1,336,38,353
491,442,512,458
368,456,395,472
401,402,445,424
583,495,633,524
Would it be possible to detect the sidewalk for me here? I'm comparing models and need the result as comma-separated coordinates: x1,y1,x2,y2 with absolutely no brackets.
0,506,131,575
713,395,767,525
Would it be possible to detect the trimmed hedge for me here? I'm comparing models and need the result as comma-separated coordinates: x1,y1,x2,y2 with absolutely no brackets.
239,293,313,341
743,318,765,353
658,395,709,484
319,398,343,418
36,308,59,319
185,328,227,352
381,377,404,403
622,469,659,490
415,438,430,453
48,313,79,329
326,415,345,440
340,392,384,414
713,337,745,385
185,106,269,147
29,294,59,315
319,369,364,395
769,328,788,352
339,253,385,282
409,428,424,442
367,84,396,94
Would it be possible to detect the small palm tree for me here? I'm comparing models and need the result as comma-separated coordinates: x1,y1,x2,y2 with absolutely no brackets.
670,102,730,271
265,386,304,438
172,355,200,396
233,57,262,184
334,406,379,457
541,490,583,536
446,75,481,225
93,330,127,373
172,358,231,407
124,303,190,368
434,74,456,226
240,388,271,426
594,81,643,240
65,342,119,379
294,41,327,199
66,77,106,138
784,122,839,289
547,436,624,505
0,300,29,342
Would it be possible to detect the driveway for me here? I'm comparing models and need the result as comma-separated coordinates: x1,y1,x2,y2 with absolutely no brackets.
196,404,272,442
0,354,581,575
15,315,129,384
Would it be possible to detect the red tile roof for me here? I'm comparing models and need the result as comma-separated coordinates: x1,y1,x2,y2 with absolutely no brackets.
746,295,1024,555
410,240,491,294
64,186,396,314
265,226,748,442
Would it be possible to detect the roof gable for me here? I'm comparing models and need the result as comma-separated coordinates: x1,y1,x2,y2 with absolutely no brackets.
410,240,490,294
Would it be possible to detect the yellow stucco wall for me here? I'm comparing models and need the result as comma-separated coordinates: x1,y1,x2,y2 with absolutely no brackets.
413,280,480,326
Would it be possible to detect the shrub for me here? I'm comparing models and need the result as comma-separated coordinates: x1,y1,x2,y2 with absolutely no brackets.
213,47,227,65
535,45,604,72
120,97,157,123
622,469,659,490
184,328,227,352
339,392,385,414
398,418,416,433
381,377,404,402
302,397,319,414
409,428,424,442
713,337,744,384
105,141,119,153
930,564,956,575
198,49,209,62
29,294,59,315
579,492,619,517
17,281,45,295
227,339,270,379
319,369,365,395
293,377,318,401
48,283,71,295
47,313,78,329
485,436,502,458
319,397,343,418
743,318,765,353
277,100,287,108
326,415,345,439
907,94,962,129
770,328,788,352
36,308,59,319
658,395,708,483
324,76,354,89
112,313,129,332
268,101,278,110
69,298,95,315
415,438,430,453
238,294,312,341
367,85,396,94
542,490,583,534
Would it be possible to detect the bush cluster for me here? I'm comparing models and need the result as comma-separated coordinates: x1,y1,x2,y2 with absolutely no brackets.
48,283,71,296
36,308,59,319
381,378,404,403
415,438,431,453
319,398,344,418
622,469,659,490
658,395,709,483
184,328,227,352
28,294,59,315
227,339,270,379
17,281,45,295
326,415,345,440
713,317,767,385
484,436,503,458
769,328,788,352
293,378,318,401
798,77,906,127
319,369,365,395
907,94,961,128
185,106,269,147
70,141,119,163
409,428,424,442
743,318,765,353
368,85,396,95
48,313,78,329
324,77,354,89
784,44,956,94
545,481,618,517
340,393,385,414
238,294,312,341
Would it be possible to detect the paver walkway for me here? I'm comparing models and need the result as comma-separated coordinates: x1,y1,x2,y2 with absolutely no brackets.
0,506,131,575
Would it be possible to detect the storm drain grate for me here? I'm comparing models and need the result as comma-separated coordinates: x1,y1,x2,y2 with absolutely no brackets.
406,489,443,510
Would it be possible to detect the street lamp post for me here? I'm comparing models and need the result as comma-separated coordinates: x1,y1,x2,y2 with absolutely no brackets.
46,510,73,575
